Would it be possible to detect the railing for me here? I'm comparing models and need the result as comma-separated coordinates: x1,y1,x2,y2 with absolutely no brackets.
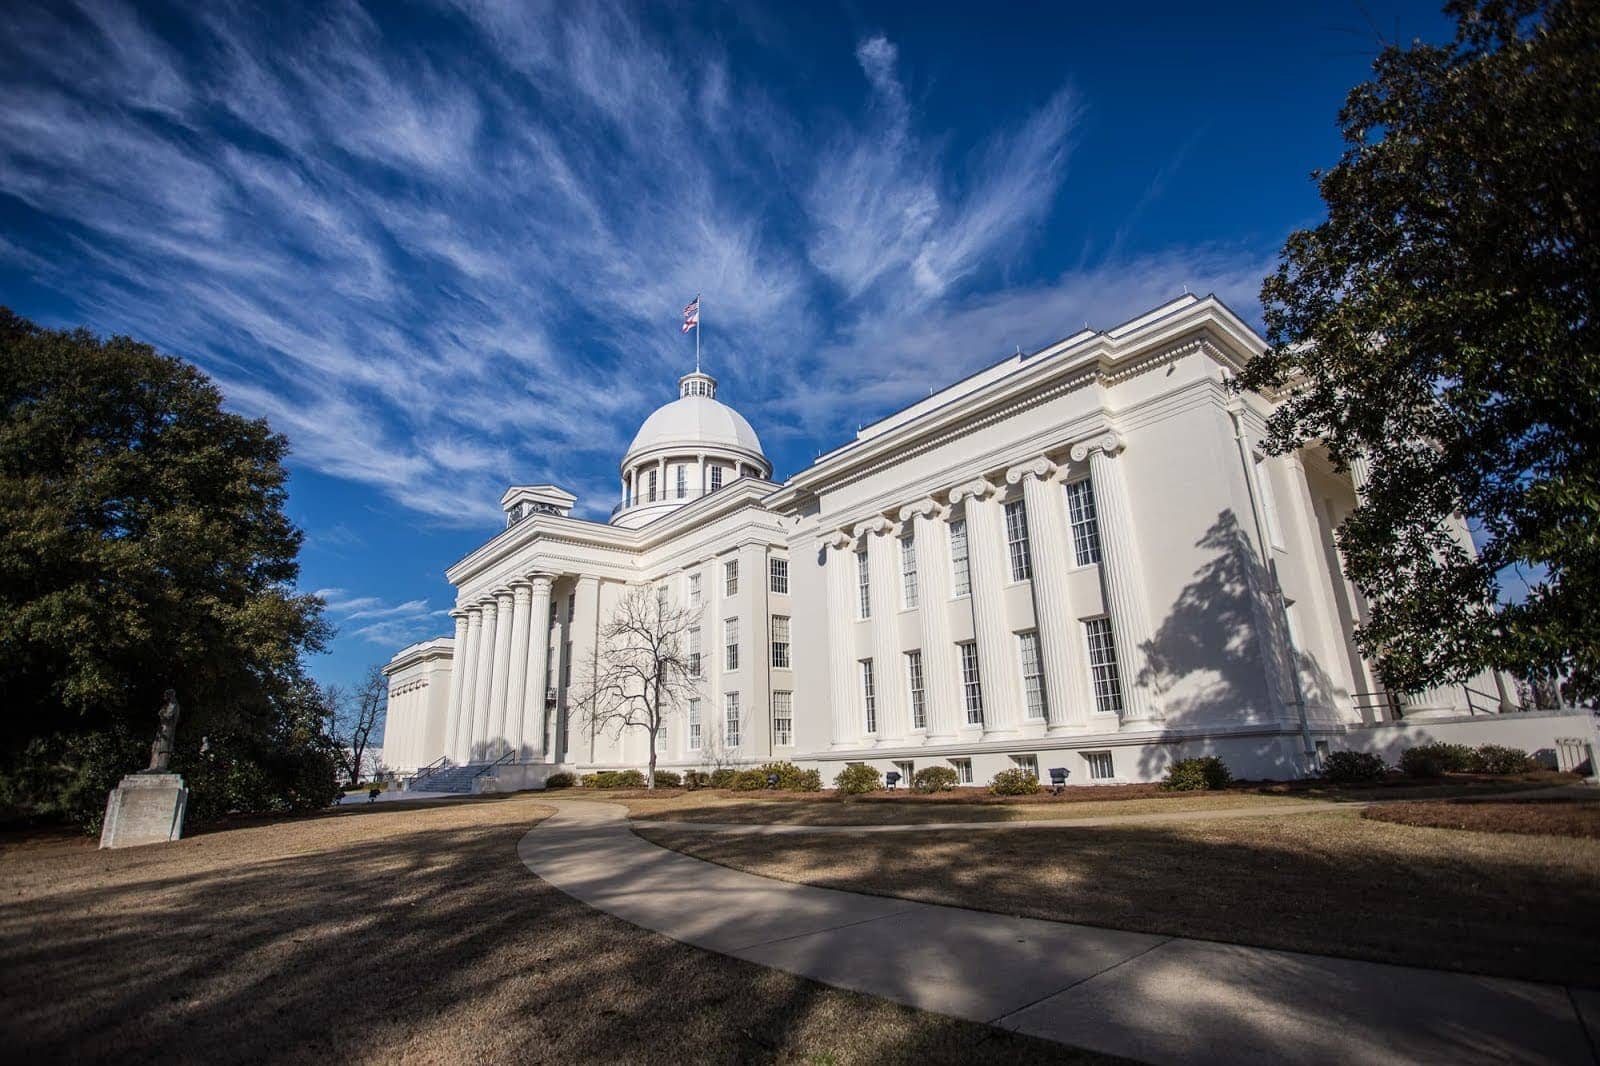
609,475,754,519
472,749,517,779
409,754,449,787
1461,686,1501,716
1351,690,1403,721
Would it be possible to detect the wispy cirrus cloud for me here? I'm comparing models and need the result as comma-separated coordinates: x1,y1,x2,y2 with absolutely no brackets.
0,0,1274,532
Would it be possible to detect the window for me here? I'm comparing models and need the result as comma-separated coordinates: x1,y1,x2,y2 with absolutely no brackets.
950,758,973,785
900,533,919,608
655,727,666,752
724,692,741,747
769,557,789,594
567,592,576,622
689,572,701,608
1065,479,1103,566
770,615,790,668
1012,754,1039,777
959,641,983,726
949,519,971,597
1085,750,1115,780
724,559,738,597
856,549,871,618
906,650,927,730
561,640,572,687
655,585,668,613
550,600,558,625
1004,499,1032,581
772,691,793,746
676,464,687,499
724,617,739,670
1085,617,1124,715
647,468,658,502
688,698,702,750
1018,630,1047,720
688,627,702,677
709,465,723,492
894,760,914,785
860,659,877,734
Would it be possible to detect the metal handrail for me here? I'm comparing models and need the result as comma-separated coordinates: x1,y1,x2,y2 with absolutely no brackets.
1462,685,1507,716
410,754,449,785
1351,689,1403,721
472,749,517,778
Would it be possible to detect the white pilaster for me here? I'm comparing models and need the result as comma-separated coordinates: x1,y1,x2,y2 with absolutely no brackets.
522,575,554,758
863,516,907,743
901,499,961,741
1008,457,1089,730
948,477,1022,736
469,598,499,758
566,575,601,764
824,532,859,748
451,608,483,764
1071,433,1162,729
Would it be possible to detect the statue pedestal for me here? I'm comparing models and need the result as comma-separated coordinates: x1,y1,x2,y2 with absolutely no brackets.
100,773,188,849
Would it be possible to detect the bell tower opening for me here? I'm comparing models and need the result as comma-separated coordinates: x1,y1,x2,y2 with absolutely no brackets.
679,370,717,399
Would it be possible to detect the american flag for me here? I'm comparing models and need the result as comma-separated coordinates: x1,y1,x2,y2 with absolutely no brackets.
682,296,700,334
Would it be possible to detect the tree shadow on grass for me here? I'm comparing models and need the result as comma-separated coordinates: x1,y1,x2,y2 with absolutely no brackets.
0,797,1113,1065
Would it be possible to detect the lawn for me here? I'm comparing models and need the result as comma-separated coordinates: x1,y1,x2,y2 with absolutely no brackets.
0,795,1114,1065
635,808,1600,987
1364,796,1600,839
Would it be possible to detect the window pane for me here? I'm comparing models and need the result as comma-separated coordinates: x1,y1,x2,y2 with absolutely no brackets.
772,690,792,746
906,651,926,730
950,520,971,597
900,533,919,608
724,692,740,747
725,559,738,597
769,557,789,594
856,549,871,618
959,642,983,725
724,617,739,670
1066,479,1103,566
1004,499,1032,581
1018,630,1047,719
771,614,790,668
1084,617,1123,715
860,658,877,734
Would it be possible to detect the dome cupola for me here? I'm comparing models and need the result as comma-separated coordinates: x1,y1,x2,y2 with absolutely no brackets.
612,369,771,529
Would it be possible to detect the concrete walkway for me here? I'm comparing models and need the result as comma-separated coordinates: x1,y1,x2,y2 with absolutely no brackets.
519,800,1598,1066
630,800,1357,835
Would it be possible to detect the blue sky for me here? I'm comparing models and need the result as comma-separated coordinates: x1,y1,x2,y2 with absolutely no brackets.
1,0,1458,699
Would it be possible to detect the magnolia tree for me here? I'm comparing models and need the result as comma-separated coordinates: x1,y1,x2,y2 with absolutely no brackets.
571,587,701,788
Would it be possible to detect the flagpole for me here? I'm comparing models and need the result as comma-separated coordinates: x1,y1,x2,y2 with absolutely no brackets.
695,293,701,373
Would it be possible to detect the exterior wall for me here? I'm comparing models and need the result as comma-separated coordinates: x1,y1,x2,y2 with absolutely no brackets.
382,639,453,773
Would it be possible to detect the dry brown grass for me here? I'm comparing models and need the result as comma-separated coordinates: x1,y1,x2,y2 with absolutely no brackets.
636,809,1600,987
1363,797,1600,839
0,795,1117,1065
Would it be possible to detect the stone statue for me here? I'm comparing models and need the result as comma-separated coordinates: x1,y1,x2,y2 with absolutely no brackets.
145,689,181,773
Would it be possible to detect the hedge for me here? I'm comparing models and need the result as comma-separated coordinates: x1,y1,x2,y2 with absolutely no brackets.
1162,756,1233,792
988,768,1040,796
912,766,959,793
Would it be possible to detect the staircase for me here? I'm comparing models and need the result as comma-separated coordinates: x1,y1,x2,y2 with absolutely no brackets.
409,762,488,794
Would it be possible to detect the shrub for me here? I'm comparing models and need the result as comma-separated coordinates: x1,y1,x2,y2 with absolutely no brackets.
730,768,767,790
579,771,614,788
1399,742,1475,778
544,772,575,789
988,768,1040,796
1162,756,1233,792
834,763,882,795
708,768,738,789
650,770,682,788
794,768,823,792
912,766,960,793
1470,744,1536,775
614,769,646,788
682,770,706,790
759,761,817,791
1322,750,1388,783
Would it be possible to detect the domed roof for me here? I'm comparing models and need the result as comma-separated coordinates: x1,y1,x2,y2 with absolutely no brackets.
623,372,766,463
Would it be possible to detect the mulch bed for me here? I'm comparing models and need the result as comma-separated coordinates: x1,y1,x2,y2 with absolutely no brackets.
1363,798,1600,839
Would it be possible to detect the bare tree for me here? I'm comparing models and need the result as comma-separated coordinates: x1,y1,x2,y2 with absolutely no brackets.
327,665,387,786
571,586,700,788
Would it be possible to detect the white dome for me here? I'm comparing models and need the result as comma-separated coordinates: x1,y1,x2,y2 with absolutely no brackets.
623,373,766,464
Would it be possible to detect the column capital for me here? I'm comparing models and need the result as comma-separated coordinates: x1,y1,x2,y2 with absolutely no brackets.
449,608,471,620
495,587,515,604
1004,456,1059,486
898,497,947,523
855,515,894,539
523,573,556,595
1069,431,1125,463
509,579,534,599
947,476,999,505
478,597,499,615
823,529,856,552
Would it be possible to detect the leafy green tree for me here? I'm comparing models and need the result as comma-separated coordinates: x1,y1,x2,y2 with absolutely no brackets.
0,309,338,826
1236,0,1599,701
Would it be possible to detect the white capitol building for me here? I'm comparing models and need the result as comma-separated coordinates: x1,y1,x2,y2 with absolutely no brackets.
382,294,1586,791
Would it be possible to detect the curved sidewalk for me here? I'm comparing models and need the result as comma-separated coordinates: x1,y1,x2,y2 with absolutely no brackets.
519,800,1597,1066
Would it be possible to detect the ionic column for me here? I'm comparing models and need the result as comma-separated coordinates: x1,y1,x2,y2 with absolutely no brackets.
501,582,533,758
469,597,499,759
520,575,554,758
485,590,515,756
1071,433,1162,728
657,456,667,499
901,499,961,740
697,454,706,496
862,516,906,742
824,532,860,748
1007,457,1089,729
948,477,1022,735
444,610,470,763
451,608,483,763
